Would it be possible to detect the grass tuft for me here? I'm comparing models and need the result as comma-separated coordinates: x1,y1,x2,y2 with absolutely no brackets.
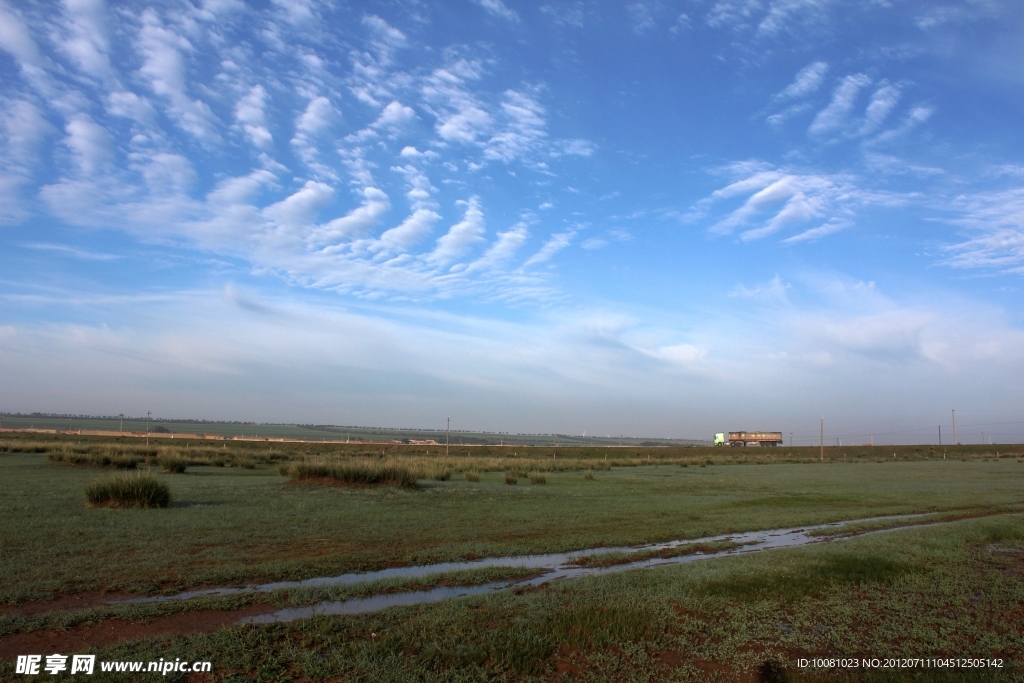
463,470,481,482
503,471,518,485
85,472,171,508
583,469,594,480
290,459,416,488
528,473,546,484
157,455,188,473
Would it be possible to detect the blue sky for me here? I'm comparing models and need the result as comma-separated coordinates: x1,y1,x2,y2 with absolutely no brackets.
2,0,1023,444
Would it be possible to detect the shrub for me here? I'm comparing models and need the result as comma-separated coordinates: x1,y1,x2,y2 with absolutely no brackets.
504,471,518,485
86,473,170,508
157,455,188,473
464,470,481,482
528,473,546,485
290,459,416,488
584,469,594,481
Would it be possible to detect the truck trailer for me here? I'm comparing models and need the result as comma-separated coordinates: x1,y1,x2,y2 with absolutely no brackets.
727,431,783,447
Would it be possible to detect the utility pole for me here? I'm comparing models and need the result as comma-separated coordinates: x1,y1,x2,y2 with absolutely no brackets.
952,409,956,446
820,417,823,461
938,425,941,446
446,417,450,456
790,432,793,447
119,413,124,436
146,411,151,446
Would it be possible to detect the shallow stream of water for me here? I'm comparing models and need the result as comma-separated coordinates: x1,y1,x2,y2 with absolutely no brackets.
113,513,936,623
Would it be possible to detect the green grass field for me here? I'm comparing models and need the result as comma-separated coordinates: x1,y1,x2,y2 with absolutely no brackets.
2,434,1023,681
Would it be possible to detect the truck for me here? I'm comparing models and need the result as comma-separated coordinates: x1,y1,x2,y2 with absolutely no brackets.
726,431,783,447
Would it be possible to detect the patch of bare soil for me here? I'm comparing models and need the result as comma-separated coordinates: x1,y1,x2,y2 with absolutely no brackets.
0,605,273,662
0,592,144,618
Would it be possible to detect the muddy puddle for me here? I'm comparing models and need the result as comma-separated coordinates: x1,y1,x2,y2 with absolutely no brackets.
108,513,939,624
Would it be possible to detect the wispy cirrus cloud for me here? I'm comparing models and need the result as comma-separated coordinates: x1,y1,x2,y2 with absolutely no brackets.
686,162,909,243
471,0,520,22
942,187,1024,273
0,0,596,304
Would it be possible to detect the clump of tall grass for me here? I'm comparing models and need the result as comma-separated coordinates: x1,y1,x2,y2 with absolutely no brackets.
86,473,170,508
432,467,451,481
47,451,138,469
583,469,594,480
289,459,416,488
528,473,546,485
504,471,518,485
157,455,188,473
464,470,481,482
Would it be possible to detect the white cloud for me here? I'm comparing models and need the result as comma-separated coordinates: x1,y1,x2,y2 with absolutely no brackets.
809,73,872,137
437,103,491,143
484,90,547,162
540,3,584,27
106,90,156,124
262,180,335,233
867,105,933,146
465,222,529,273
0,3,46,74
362,14,406,64
295,96,334,136
782,218,850,243
376,208,441,252
808,309,934,363
2,99,51,166
552,138,596,157
56,0,114,81
858,82,901,136
706,0,836,38
291,96,337,174
206,170,276,206
135,152,196,195
472,0,520,22
581,237,607,250
427,197,486,266
308,186,390,244
22,242,119,260
730,275,789,302
235,85,273,149
774,61,828,102
627,2,657,33
525,231,574,266
653,344,708,366
943,187,1024,273
136,9,221,143
372,101,416,136
756,0,833,37
65,114,113,175
272,0,316,25
693,163,909,243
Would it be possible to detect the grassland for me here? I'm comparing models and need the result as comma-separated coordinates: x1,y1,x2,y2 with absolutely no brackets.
1,432,1023,681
